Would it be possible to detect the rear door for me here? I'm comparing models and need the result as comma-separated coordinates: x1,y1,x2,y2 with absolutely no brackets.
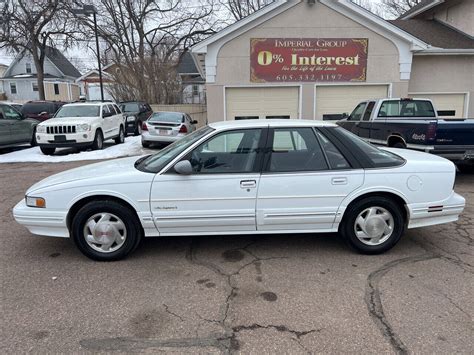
150,128,267,234
256,127,364,232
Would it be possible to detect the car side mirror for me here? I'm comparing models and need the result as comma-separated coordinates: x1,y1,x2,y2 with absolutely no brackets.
174,160,193,175
191,120,198,125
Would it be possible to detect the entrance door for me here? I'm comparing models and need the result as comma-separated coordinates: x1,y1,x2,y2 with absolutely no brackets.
150,128,266,235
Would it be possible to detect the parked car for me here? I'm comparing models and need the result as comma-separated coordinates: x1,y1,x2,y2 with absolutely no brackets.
35,102,125,155
13,120,465,261
141,111,197,148
337,98,474,172
20,101,65,122
0,101,23,112
119,101,153,136
0,103,39,148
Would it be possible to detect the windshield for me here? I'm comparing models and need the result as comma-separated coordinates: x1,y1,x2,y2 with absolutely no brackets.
334,127,405,167
136,126,214,173
55,105,100,118
149,112,183,123
120,103,139,112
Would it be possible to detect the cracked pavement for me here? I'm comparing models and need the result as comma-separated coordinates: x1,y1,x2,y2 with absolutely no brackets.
1,161,473,354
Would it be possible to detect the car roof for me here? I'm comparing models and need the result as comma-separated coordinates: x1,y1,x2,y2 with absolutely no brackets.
62,102,108,107
209,119,337,130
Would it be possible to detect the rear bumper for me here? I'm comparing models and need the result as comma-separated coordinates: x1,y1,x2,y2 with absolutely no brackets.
142,131,186,143
13,200,69,238
406,192,465,229
432,145,474,163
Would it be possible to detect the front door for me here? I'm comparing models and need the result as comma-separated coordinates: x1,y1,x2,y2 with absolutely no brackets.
0,105,30,143
150,128,266,235
256,127,364,232
0,105,13,145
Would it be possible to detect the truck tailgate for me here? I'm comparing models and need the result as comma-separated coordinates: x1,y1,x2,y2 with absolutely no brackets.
436,120,474,146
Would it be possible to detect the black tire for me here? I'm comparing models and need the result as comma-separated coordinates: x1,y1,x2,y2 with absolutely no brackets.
30,128,37,147
71,200,143,261
340,196,404,254
142,141,151,148
393,142,406,149
115,126,125,144
91,130,104,150
40,146,55,155
134,121,142,136
457,164,474,174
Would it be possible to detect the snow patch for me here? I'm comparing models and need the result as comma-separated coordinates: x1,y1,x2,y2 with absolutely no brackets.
0,136,153,163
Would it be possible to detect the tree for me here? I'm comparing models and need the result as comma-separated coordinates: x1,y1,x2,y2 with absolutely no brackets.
0,0,77,100
381,0,423,18
73,0,218,104
220,0,273,21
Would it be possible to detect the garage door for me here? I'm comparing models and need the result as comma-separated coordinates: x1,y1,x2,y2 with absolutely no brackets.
226,87,299,120
408,93,466,119
315,85,389,120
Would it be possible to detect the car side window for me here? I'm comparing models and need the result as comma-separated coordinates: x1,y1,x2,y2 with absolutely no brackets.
188,129,262,174
102,105,110,117
1,105,22,120
362,101,375,121
268,128,328,172
348,103,366,121
315,131,351,170
107,104,117,115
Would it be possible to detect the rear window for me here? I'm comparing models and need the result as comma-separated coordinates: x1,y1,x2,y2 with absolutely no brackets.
21,102,55,115
149,112,183,123
378,100,435,118
55,105,100,118
334,127,405,168
120,103,139,112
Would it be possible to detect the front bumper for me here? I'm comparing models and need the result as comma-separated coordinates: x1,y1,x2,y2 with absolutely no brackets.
36,132,94,148
406,191,465,229
13,200,69,238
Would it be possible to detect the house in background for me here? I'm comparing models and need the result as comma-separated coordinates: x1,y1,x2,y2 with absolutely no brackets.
0,63,8,78
0,46,81,103
177,52,206,104
76,63,116,101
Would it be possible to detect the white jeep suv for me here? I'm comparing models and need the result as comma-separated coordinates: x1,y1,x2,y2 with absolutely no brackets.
35,102,125,155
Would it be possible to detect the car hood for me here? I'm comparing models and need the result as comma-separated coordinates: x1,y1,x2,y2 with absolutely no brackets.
27,156,153,194
39,117,98,125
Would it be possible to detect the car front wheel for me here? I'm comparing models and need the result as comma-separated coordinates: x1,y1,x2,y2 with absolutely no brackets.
134,121,142,136
115,126,125,144
71,200,143,261
91,130,104,150
340,196,404,254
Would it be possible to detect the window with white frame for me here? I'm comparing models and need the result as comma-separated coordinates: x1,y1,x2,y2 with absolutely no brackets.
54,83,60,95
26,62,32,74
10,82,17,94
192,84,199,97
32,82,39,92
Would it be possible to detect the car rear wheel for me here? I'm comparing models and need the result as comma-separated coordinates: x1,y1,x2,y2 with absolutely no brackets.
340,196,404,254
71,200,142,261
134,121,142,136
92,130,104,150
115,126,125,144
30,128,37,147
40,147,55,155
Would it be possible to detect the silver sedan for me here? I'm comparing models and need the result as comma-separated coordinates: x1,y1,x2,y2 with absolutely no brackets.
141,111,197,148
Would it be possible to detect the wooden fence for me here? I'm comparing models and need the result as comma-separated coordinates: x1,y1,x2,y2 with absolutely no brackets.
150,104,207,127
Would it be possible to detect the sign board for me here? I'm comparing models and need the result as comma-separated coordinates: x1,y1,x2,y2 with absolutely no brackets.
250,38,368,83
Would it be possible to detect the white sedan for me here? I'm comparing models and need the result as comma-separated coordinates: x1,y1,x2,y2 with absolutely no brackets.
13,120,465,261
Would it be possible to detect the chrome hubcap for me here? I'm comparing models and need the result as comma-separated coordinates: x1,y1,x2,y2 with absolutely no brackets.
354,207,394,246
83,213,127,253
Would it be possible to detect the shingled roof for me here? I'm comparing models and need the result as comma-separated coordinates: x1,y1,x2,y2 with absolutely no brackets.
389,19,474,49
45,46,81,78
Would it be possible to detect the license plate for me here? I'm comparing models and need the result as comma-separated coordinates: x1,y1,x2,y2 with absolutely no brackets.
126,116,135,122
54,135,66,142
158,129,170,135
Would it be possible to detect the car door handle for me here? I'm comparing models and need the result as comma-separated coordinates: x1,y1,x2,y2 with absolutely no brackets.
240,180,257,189
332,177,348,185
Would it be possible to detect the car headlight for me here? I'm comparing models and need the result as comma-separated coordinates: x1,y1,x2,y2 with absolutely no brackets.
127,115,136,122
26,196,46,208
76,124,91,132
36,125,46,133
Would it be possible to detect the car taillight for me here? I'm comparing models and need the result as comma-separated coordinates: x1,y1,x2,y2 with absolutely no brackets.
142,122,148,131
427,121,437,141
179,125,188,134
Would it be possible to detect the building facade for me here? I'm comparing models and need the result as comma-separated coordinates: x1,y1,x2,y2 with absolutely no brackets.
191,0,474,123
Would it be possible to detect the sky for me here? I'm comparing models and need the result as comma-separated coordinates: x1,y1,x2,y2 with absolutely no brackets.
0,0,392,71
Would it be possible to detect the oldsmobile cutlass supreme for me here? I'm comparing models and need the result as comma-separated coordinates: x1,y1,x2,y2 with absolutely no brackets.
13,120,465,261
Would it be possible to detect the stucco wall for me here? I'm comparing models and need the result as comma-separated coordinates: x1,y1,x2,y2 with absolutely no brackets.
409,55,474,116
208,1,404,122
421,0,474,36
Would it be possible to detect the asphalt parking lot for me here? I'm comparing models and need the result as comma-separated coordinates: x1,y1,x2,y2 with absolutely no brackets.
1,160,472,354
